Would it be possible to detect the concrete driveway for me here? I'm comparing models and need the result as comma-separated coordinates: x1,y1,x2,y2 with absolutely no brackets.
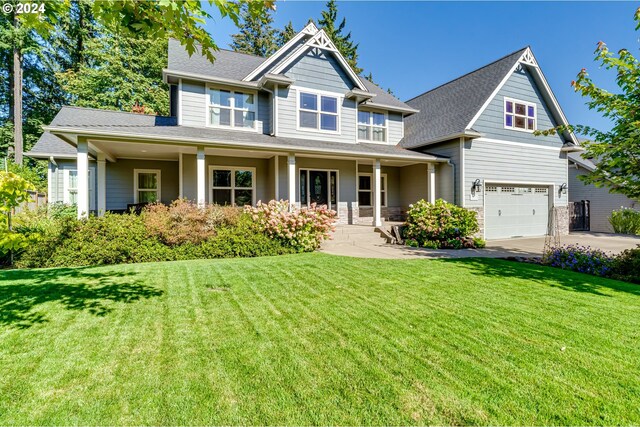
320,226,640,259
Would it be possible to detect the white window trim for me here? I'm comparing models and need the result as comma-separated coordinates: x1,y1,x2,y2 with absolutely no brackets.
504,97,537,133
295,88,341,134
63,169,78,205
208,165,257,206
206,86,258,132
357,110,388,143
133,169,161,204
357,173,387,207
298,168,340,211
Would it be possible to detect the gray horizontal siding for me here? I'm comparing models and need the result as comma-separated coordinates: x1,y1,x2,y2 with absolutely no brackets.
277,86,356,143
283,50,352,92
473,66,565,147
106,159,178,210
569,166,638,232
464,139,568,208
422,140,461,204
387,113,403,145
181,80,206,127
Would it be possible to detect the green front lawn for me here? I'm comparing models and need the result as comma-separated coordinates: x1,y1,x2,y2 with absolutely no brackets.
1,254,639,425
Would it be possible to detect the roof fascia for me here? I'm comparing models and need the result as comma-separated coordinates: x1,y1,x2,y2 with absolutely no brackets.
407,130,483,149
44,126,444,162
243,22,319,82
163,69,259,90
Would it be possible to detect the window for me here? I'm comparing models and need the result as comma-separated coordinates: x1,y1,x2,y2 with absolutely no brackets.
209,88,256,129
358,111,386,142
298,91,339,132
65,170,78,204
134,169,161,203
358,174,386,207
210,167,255,206
505,98,536,131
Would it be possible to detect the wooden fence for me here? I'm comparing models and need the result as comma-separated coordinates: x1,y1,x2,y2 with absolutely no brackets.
13,190,47,214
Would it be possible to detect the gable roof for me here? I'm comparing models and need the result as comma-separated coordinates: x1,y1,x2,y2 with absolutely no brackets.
403,48,527,149
568,152,597,172
27,106,441,162
403,47,579,149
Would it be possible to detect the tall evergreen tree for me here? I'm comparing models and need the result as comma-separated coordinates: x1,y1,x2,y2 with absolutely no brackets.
230,4,278,57
317,0,361,74
276,21,296,47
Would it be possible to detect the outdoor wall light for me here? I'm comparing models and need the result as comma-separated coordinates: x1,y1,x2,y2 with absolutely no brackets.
559,183,568,195
472,179,483,192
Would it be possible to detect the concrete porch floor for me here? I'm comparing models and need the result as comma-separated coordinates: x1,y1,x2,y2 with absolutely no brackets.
320,226,640,259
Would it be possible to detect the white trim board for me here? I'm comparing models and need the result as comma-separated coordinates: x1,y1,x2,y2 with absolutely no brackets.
474,137,562,151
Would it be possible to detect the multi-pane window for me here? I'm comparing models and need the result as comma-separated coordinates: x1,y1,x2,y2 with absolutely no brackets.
299,92,338,131
357,174,386,207
66,170,78,204
505,98,536,131
134,169,161,203
358,111,386,142
209,89,256,129
211,167,254,206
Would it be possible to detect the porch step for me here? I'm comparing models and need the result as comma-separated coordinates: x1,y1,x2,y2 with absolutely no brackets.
323,225,390,248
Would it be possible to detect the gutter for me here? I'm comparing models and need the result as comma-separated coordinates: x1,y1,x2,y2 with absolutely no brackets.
406,130,483,149
162,69,260,90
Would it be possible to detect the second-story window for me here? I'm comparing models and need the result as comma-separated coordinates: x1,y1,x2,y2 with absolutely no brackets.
358,111,386,142
299,92,338,132
209,89,256,129
504,98,536,131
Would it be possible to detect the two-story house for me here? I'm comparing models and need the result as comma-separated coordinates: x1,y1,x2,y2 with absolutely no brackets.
27,23,442,227
28,24,582,239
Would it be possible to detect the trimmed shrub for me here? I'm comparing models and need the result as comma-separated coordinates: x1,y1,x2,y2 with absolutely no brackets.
403,199,480,249
143,199,241,246
246,200,336,252
611,246,640,284
36,213,173,268
542,245,613,277
609,207,640,235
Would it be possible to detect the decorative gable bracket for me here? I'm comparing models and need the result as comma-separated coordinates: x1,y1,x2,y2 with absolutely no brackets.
520,48,538,67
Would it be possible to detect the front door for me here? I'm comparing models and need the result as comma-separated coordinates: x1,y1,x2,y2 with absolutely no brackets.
300,169,338,209
309,171,328,205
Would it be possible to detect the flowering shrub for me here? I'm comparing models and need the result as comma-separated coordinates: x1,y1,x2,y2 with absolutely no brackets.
245,200,336,252
403,199,479,249
143,199,241,246
609,207,640,235
542,245,613,276
611,246,640,284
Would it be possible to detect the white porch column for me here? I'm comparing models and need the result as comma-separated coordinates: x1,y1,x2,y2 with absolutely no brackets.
197,146,206,207
274,155,279,200
428,163,436,204
178,152,183,199
373,159,382,227
287,153,296,211
97,153,106,216
76,139,89,219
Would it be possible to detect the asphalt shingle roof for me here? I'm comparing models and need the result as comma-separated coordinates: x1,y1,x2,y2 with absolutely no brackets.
403,47,527,149
28,107,440,162
167,38,266,81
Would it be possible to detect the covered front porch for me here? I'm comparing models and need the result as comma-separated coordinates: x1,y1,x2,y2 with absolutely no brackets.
69,138,442,226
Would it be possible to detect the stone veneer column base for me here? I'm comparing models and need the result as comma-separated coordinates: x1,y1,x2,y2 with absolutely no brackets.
556,205,570,236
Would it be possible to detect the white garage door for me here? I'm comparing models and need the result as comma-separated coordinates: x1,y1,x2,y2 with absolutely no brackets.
484,184,550,239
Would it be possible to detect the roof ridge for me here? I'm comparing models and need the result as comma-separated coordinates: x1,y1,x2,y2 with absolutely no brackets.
404,46,529,103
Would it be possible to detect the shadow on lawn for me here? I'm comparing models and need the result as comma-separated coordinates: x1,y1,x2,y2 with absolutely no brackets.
440,258,640,297
0,267,163,329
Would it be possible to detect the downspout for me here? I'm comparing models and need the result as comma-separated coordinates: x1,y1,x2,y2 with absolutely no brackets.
260,84,277,136
446,159,456,204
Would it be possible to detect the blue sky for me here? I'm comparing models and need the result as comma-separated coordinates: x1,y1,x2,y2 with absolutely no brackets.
204,1,639,132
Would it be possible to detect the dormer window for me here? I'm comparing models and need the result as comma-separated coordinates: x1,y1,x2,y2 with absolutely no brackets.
298,91,339,132
358,111,386,142
504,98,536,132
209,88,256,129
